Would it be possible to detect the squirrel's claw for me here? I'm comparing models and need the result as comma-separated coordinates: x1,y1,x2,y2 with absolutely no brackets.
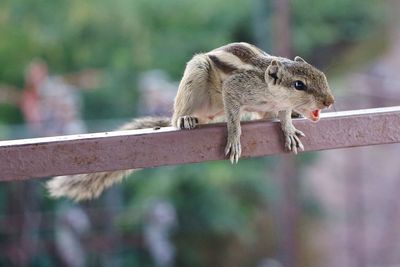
295,129,305,137
284,128,305,154
225,138,241,164
177,116,199,129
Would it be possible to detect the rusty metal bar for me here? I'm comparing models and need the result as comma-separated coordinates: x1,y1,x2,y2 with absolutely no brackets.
1,106,400,181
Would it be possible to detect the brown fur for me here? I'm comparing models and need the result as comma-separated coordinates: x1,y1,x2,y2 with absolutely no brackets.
171,42,334,162
47,42,335,201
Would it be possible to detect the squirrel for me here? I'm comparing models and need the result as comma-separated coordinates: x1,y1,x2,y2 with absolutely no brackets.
47,42,334,201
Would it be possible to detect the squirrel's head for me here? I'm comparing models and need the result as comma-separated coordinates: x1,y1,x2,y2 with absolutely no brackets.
265,56,334,122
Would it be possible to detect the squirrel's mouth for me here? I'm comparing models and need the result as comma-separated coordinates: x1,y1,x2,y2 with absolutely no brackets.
308,109,321,122
294,108,321,122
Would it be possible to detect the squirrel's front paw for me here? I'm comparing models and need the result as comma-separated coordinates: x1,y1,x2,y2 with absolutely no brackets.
225,137,241,164
283,128,305,154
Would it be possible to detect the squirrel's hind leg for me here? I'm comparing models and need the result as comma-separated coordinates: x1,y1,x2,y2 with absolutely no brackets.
172,54,217,129
176,116,199,129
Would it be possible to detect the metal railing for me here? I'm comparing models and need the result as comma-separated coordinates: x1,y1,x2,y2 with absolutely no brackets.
1,106,400,181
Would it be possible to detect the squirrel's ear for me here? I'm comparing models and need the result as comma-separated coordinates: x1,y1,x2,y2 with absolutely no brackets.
294,56,306,63
265,60,283,85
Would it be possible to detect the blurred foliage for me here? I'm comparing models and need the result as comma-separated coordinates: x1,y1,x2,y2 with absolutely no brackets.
0,0,385,121
0,0,252,121
118,159,296,267
293,0,385,56
0,0,389,266
292,0,388,68
0,104,23,124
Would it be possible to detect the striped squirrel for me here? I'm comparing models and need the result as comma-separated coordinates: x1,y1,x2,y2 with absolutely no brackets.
47,42,334,201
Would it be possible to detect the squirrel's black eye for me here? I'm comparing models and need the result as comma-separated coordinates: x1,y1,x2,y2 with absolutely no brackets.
294,80,306,90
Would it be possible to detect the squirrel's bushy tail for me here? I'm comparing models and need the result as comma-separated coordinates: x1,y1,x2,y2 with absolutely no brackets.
46,117,171,201
46,170,133,201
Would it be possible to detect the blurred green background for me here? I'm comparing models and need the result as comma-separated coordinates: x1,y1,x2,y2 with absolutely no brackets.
0,0,395,266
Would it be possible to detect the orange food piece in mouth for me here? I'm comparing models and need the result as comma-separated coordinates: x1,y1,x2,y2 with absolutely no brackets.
311,109,321,121
312,109,320,117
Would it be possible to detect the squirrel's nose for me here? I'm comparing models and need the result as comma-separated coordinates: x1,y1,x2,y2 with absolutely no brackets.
323,95,335,108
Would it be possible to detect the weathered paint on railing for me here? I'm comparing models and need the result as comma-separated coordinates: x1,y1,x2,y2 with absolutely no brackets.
1,106,400,181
